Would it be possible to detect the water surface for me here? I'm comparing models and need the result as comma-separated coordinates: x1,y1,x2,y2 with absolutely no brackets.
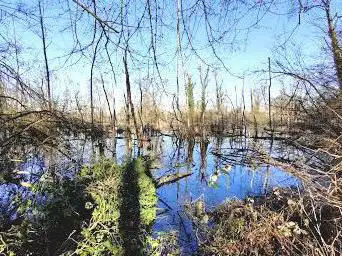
140,136,300,254
0,135,301,254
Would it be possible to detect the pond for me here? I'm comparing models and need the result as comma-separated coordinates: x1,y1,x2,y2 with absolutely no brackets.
135,136,300,254
0,135,301,254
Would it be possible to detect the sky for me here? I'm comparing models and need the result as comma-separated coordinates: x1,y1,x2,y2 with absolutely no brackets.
2,0,341,111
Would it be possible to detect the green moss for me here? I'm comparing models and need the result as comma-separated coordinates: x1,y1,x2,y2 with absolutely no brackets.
79,158,120,180
76,158,157,255
134,159,157,226
76,159,123,255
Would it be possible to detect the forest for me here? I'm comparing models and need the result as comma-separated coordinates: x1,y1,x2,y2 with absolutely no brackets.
0,0,341,255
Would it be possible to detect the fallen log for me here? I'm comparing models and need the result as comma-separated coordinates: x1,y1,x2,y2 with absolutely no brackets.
156,171,193,188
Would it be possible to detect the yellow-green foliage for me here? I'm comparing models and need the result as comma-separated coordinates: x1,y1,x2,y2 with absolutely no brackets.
0,235,16,256
76,158,157,255
133,159,157,226
76,159,123,255
146,232,180,256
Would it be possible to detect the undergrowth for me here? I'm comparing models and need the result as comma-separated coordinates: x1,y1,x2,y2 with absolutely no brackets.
76,158,158,255
0,158,160,256
200,188,341,256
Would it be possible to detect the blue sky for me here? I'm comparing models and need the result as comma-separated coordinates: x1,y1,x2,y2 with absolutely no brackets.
3,0,341,111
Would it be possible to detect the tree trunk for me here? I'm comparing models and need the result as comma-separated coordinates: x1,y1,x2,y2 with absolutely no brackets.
325,4,342,89
268,57,272,130
123,53,140,144
39,1,51,111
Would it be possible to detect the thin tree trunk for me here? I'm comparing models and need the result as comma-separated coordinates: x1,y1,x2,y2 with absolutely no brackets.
101,74,113,127
39,1,51,111
123,93,131,138
250,89,258,137
123,53,140,144
90,32,103,132
214,72,222,133
90,60,95,129
12,19,23,110
199,67,208,138
176,0,181,110
39,1,56,185
139,81,144,134
268,57,272,131
113,96,117,131
241,78,246,137
325,4,342,89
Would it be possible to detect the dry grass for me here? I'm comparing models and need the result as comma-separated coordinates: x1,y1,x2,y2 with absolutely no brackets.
200,188,341,256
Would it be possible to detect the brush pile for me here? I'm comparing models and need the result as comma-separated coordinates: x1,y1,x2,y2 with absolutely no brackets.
200,188,341,255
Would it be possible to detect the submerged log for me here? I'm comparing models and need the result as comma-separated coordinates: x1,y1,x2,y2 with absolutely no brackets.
156,171,193,188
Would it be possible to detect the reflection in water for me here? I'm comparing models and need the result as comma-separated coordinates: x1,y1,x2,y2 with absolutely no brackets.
124,137,133,161
199,138,209,182
0,135,301,255
187,139,195,164
149,136,300,254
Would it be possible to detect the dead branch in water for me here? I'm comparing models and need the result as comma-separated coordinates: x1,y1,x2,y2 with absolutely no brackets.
156,171,193,188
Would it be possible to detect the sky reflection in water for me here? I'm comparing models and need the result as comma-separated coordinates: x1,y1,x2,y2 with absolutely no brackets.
143,136,300,254
0,135,300,254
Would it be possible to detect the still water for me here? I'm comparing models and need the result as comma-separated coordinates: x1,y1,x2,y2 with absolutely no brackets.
0,135,301,254
135,136,300,254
